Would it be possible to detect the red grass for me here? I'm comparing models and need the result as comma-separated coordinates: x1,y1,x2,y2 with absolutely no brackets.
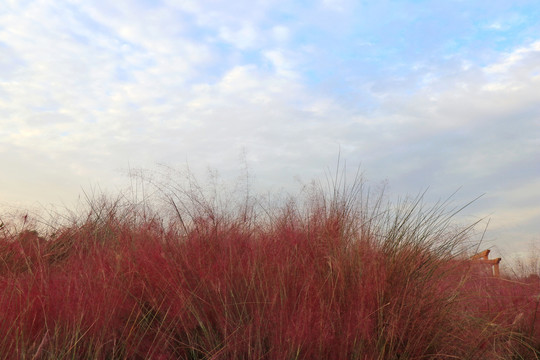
0,178,539,359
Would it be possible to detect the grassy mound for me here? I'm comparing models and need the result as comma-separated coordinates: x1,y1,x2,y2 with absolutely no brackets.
1,172,538,359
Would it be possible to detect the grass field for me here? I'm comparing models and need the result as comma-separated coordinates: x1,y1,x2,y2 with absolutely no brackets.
1,171,539,359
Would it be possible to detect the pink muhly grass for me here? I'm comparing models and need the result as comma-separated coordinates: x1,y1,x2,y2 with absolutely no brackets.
0,168,538,359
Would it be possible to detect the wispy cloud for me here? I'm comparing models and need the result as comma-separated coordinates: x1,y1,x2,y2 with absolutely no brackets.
1,0,539,255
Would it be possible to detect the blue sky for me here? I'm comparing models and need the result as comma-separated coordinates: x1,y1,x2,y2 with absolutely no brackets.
1,0,539,261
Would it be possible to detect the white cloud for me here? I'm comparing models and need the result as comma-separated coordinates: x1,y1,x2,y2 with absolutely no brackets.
482,206,540,236
484,40,540,74
1,0,539,256
486,22,503,30
483,13,528,32
218,24,260,50
262,49,298,78
271,26,290,44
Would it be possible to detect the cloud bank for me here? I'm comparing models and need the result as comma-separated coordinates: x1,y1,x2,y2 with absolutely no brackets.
1,0,539,255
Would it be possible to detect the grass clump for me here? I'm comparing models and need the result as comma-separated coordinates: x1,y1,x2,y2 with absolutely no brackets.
0,168,538,359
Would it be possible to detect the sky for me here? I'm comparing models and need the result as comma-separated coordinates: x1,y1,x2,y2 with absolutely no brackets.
1,0,539,259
